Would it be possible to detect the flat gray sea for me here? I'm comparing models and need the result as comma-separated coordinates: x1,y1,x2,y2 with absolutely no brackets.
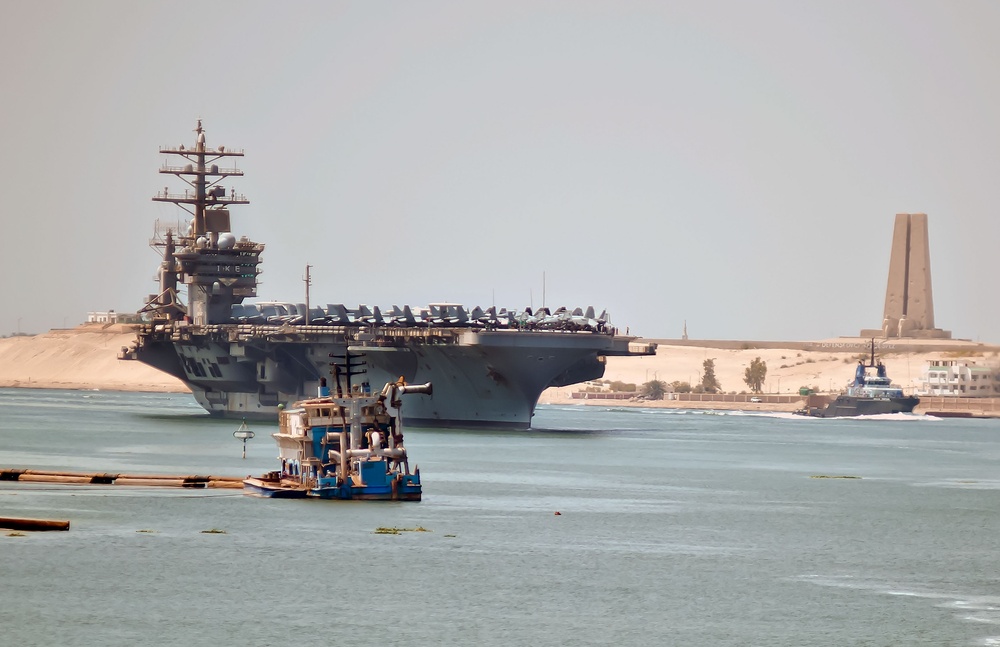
1,388,999,646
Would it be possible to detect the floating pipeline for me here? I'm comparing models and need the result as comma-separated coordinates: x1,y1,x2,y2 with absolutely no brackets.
0,469,244,489
0,517,70,531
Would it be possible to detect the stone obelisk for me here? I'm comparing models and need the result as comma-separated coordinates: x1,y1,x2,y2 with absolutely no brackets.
861,214,950,339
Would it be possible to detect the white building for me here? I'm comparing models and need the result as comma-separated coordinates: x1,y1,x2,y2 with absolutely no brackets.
918,360,1000,397
87,311,120,324
86,311,141,324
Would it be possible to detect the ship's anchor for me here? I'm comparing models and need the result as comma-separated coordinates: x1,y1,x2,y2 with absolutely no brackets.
233,418,255,459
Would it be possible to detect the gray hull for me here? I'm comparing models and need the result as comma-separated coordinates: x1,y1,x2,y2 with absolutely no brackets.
129,324,653,428
811,395,919,418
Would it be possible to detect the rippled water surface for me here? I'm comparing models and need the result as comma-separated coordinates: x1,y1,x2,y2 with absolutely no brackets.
2,389,1000,646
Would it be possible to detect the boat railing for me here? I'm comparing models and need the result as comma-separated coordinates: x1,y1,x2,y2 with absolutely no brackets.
140,318,636,347
847,384,906,398
152,190,249,203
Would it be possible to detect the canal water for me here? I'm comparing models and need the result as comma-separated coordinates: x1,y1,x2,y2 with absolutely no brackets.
1,388,999,646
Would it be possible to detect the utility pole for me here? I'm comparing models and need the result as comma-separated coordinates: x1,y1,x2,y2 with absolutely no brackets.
303,264,312,324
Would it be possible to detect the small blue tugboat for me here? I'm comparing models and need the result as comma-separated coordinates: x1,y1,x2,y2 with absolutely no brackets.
244,354,431,500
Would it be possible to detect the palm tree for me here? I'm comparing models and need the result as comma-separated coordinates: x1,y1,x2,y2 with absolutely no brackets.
743,357,767,393
642,379,667,400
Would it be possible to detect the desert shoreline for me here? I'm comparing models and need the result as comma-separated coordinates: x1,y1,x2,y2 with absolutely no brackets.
3,324,999,416
0,380,190,394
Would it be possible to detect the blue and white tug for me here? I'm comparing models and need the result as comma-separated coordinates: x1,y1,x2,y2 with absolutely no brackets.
244,355,430,500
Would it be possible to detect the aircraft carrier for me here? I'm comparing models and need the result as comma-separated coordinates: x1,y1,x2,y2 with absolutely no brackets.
119,122,657,428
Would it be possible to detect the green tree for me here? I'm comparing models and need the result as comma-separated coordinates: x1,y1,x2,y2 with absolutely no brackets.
641,380,667,400
701,358,721,394
743,357,767,393
607,380,636,393
669,380,692,394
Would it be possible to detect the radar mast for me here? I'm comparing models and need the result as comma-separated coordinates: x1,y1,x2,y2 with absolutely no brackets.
144,120,263,325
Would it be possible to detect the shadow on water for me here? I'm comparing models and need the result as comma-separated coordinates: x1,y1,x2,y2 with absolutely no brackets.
409,426,607,439
133,412,219,422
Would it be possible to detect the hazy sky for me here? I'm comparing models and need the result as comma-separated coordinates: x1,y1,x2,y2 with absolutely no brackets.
2,1,999,341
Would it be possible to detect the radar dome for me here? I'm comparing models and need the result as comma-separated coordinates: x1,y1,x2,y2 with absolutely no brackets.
218,232,236,250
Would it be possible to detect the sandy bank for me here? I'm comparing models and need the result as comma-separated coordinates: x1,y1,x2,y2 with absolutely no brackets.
538,338,999,407
2,327,997,414
0,324,188,393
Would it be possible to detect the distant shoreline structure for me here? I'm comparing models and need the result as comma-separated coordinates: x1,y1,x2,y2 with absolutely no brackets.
646,338,997,353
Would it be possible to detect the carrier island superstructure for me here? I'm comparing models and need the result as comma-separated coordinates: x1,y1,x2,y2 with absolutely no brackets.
119,122,657,428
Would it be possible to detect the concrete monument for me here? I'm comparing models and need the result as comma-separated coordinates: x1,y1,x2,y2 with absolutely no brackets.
861,213,951,339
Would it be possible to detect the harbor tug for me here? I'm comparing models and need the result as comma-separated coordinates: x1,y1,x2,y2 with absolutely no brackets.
244,354,431,500
793,340,919,418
